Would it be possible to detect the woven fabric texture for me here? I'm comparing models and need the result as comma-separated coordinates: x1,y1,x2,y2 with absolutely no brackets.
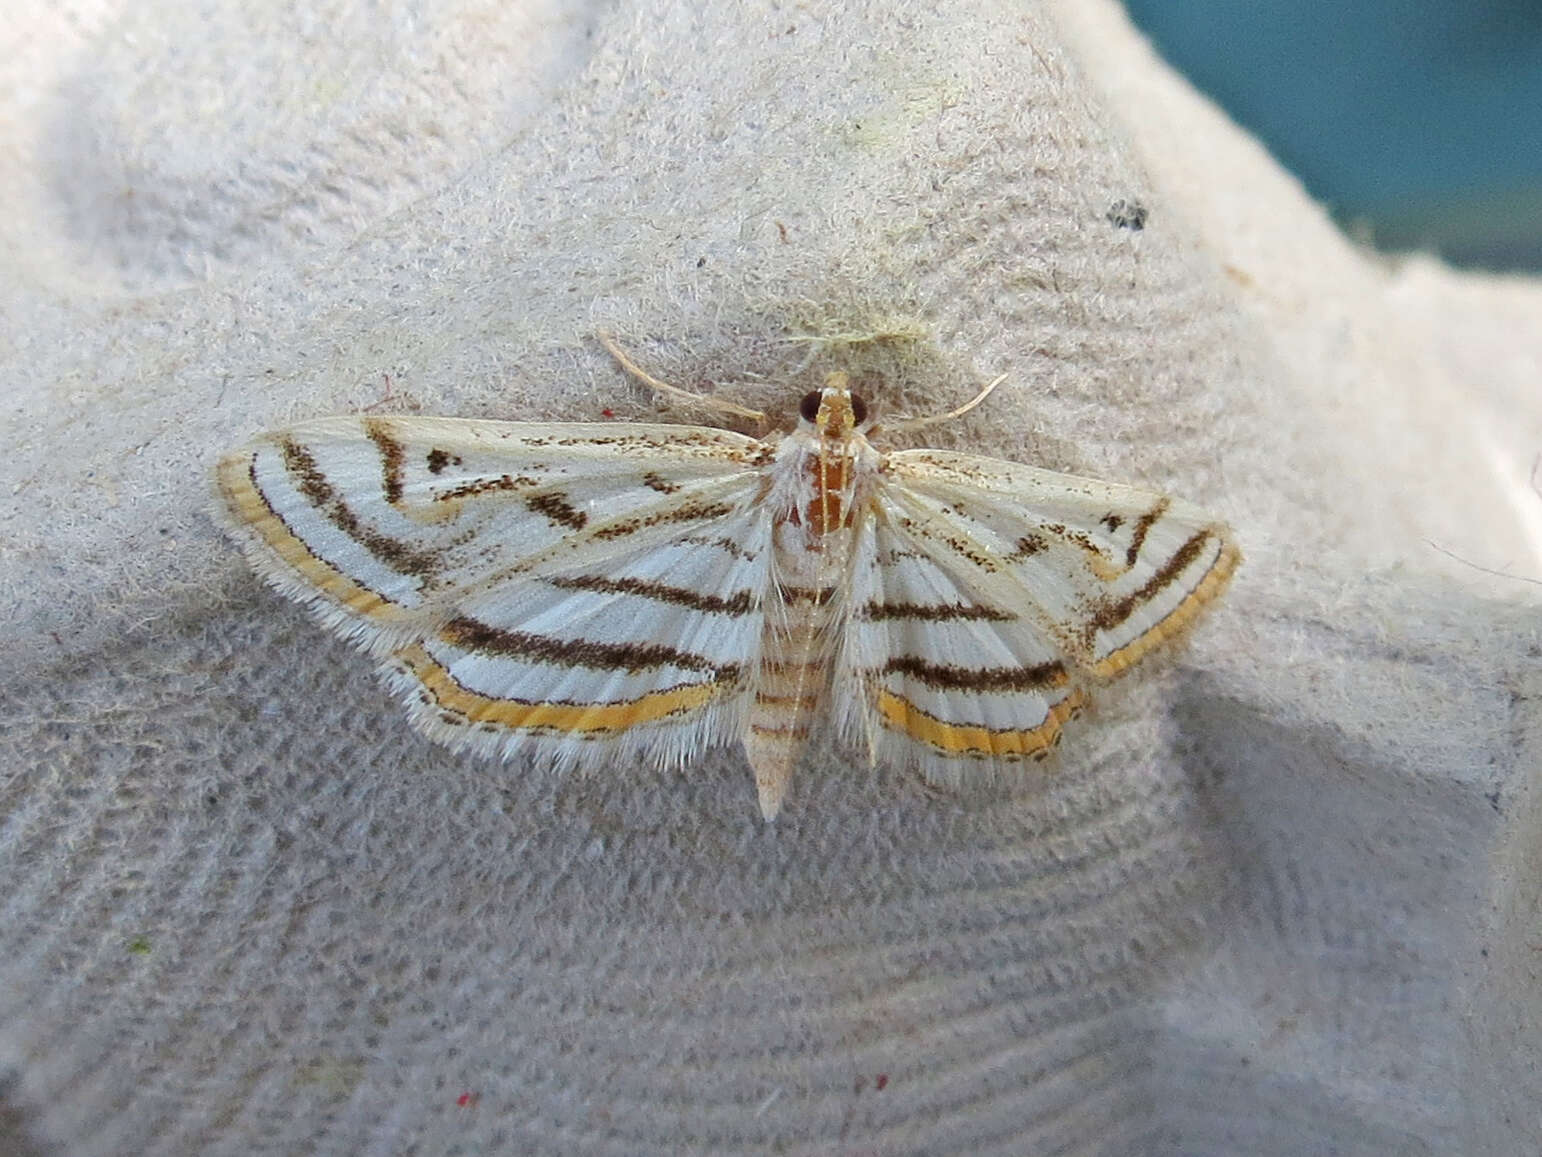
1,1,1538,1153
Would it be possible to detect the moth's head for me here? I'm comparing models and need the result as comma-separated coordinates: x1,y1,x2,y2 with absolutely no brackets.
798,372,871,438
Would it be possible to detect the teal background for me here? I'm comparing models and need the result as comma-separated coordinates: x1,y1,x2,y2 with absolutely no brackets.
1124,2,1542,271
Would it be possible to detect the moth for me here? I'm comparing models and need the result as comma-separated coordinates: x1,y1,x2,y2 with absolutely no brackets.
215,338,1239,819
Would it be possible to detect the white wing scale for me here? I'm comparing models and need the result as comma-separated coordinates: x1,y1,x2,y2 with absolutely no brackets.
833,448,1238,783
216,416,773,767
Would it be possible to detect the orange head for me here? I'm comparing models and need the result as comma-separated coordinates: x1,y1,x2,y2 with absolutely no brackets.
797,372,871,441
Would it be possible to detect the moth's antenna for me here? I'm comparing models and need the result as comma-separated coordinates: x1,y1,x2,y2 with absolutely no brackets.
597,332,767,423
881,372,1009,435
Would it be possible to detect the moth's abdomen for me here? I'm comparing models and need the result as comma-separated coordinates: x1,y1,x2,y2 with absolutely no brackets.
746,588,833,821
745,501,852,820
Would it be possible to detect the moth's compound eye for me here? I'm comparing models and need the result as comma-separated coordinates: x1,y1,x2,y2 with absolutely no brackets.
798,391,822,423
850,394,869,425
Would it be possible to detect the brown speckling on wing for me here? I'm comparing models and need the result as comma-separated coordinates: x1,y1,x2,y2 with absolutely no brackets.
862,600,1015,623
439,615,740,679
216,448,401,620
364,419,407,505
524,491,588,531
425,447,460,474
642,471,682,494
590,500,738,542
1091,533,1240,676
544,574,758,615
1121,498,1170,568
434,474,540,502
278,437,440,577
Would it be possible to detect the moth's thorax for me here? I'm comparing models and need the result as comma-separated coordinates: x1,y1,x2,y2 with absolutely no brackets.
778,374,879,542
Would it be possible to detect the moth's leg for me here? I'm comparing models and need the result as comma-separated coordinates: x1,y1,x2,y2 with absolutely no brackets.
596,333,767,423
878,372,1008,435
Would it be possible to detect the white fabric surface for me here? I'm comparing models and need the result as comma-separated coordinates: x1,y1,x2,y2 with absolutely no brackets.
1,1,1539,1153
